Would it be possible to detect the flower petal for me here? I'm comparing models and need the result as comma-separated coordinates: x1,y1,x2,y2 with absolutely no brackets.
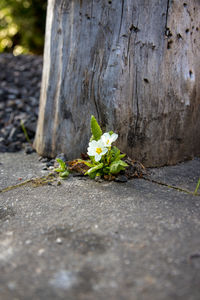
94,154,101,162
102,132,110,139
101,134,110,146
110,133,118,142
87,148,95,156
89,140,98,148
101,148,108,155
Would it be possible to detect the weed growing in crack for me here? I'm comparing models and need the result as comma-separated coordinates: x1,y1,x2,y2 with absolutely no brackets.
54,115,128,180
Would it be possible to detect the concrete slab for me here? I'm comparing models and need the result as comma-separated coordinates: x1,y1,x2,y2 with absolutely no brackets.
149,158,200,193
0,152,200,300
0,152,48,190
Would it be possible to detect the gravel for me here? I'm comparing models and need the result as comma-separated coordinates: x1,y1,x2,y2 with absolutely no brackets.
0,53,43,153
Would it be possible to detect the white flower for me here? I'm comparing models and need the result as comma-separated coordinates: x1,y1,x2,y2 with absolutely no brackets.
87,140,108,162
101,132,118,147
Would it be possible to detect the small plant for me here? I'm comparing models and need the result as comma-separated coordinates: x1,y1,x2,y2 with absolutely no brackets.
194,178,200,195
53,116,128,180
20,120,31,144
54,158,69,179
84,115,128,179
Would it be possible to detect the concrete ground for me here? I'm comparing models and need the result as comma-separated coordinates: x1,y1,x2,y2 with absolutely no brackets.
0,152,200,300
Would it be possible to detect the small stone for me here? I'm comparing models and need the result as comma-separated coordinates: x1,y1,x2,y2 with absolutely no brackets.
40,157,49,163
25,240,32,245
7,281,17,291
114,175,128,183
23,119,36,136
7,94,16,100
0,143,7,152
56,237,63,244
46,161,54,167
190,253,200,259
8,141,21,152
5,107,13,113
72,172,84,177
35,268,42,274
0,102,5,110
95,176,103,182
7,100,17,107
6,231,13,236
17,102,24,110
7,87,19,95
16,133,25,140
38,248,45,256
25,145,35,155
8,127,19,141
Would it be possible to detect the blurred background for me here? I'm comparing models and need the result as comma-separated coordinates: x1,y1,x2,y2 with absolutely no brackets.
0,0,47,55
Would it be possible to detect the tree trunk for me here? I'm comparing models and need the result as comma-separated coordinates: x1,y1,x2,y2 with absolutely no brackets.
34,0,200,167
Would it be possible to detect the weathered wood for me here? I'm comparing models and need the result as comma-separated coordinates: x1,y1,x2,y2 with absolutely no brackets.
34,0,200,167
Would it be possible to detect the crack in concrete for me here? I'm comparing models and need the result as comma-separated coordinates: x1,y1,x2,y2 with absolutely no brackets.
143,177,199,197
1,172,198,197
0,173,57,194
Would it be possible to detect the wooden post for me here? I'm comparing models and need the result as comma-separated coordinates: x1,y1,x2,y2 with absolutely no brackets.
34,0,200,166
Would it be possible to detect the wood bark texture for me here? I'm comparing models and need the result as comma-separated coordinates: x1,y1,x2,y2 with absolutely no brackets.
34,0,200,167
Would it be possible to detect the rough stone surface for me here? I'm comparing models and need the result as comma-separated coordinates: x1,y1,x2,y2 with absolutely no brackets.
0,151,200,300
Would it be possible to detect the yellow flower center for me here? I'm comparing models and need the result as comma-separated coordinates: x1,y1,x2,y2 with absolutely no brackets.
96,147,102,155
106,139,110,145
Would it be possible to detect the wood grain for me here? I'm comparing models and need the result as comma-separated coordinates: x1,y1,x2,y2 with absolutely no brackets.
34,0,200,166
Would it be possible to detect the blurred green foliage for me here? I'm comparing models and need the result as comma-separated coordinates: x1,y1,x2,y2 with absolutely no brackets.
0,0,47,55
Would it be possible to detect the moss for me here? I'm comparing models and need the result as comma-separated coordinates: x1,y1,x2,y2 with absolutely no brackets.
0,173,58,193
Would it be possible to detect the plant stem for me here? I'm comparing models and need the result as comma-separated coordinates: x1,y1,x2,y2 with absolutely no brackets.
20,120,31,144
194,178,200,195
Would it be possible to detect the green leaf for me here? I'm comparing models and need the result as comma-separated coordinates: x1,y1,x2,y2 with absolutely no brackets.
76,159,93,168
110,146,121,162
88,171,97,179
109,131,114,135
56,158,66,170
103,166,110,174
54,168,63,173
119,160,128,167
110,160,128,174
96,172,101,177
60,170,69,178
90,135,94,142
118,153,126,159
85,163,104,176
90,115,102,141
55,158,69,178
